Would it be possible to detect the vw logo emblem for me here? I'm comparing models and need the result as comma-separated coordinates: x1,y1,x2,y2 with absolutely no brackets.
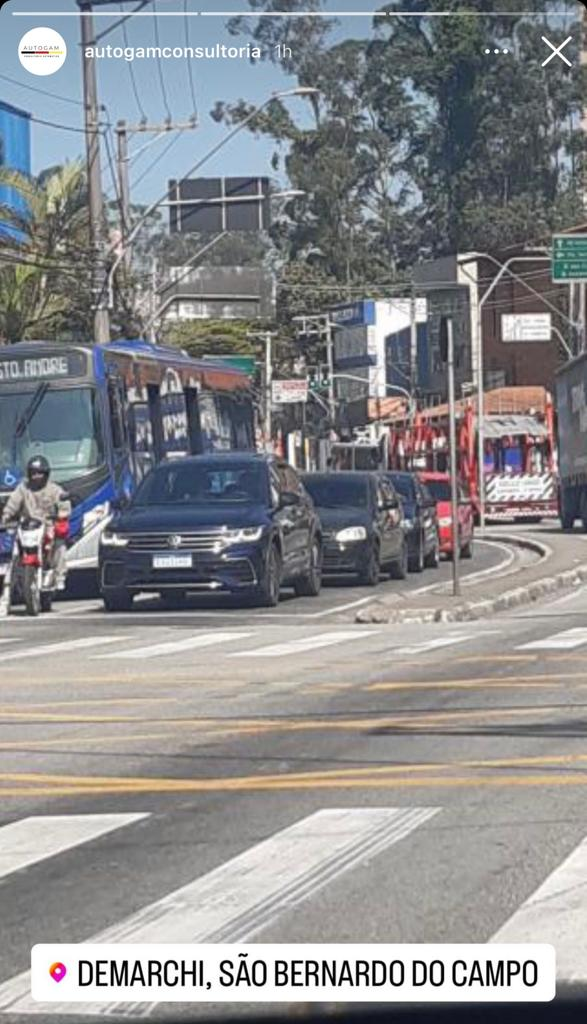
168,535,182,549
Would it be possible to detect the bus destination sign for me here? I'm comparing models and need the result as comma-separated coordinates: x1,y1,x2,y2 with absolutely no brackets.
0,351,87,383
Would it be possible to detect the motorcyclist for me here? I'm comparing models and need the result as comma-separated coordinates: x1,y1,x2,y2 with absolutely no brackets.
1,456,71,590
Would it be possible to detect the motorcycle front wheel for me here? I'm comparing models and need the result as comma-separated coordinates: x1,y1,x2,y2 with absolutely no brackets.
23,565,41,616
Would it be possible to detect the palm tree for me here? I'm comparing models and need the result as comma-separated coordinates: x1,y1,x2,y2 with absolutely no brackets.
0,162,92,343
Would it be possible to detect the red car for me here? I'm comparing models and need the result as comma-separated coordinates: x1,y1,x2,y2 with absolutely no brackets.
418,472,474,559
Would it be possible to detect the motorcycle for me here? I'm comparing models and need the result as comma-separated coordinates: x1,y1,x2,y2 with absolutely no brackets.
0,515,68,617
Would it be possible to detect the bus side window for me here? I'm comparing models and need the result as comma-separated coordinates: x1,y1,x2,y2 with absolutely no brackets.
147,384,164,463
129,403,154,479
107,378,127,452
184,387,202,454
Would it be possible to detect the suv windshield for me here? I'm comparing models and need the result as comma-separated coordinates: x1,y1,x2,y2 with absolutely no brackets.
302,475,369,509
133,461,268,506
425,479,452,502
389,474,415,500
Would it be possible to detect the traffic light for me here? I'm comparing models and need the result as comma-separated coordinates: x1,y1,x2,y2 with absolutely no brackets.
308,365,330,391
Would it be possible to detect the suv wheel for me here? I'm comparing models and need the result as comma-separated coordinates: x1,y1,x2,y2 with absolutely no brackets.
424,535,440,569
294,538,322,597
253,543,282,607
103,589,133,612
408,534,424,573
358,542,380,586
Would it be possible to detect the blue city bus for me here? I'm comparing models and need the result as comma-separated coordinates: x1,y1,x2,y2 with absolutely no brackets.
0,339,255,578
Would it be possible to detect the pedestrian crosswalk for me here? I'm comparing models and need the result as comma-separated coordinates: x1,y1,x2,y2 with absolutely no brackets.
0,806,586,1014
0,807,436,1016
3,623,587,667
517,627,587,650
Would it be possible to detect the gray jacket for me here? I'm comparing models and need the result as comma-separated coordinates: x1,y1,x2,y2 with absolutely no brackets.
1,480,71,524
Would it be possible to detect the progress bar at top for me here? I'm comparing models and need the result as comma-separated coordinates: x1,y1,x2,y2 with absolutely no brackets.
10,8,575,15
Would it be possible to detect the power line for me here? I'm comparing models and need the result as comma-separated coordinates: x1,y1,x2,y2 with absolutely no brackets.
0,72,83,108
152,0,172,121
29,114,108,134
183,0,199,120
120,2,148,121
130,129,182,190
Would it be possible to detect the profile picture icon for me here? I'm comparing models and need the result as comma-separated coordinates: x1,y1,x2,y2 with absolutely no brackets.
19,27,67,76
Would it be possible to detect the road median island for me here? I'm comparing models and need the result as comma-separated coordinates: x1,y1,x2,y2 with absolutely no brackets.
356,530,587,624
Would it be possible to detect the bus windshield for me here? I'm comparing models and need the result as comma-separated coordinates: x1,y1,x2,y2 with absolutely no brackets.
0,387,104,483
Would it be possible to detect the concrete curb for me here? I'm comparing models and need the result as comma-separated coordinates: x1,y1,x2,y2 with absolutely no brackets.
356,533,587,625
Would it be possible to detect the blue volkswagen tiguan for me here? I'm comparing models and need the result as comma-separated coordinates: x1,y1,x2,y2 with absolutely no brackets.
98,453,322,610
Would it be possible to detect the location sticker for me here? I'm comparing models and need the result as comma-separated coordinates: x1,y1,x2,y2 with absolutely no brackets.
48,962,67,983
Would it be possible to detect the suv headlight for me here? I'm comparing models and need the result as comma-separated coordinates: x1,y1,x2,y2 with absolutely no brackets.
100,531,129,548
335,526,367,542
224,526,264,544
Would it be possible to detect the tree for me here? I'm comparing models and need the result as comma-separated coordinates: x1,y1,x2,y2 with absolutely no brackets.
0,162,93,344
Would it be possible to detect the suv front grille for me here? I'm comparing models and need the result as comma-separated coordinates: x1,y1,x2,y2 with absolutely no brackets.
126,531,226,553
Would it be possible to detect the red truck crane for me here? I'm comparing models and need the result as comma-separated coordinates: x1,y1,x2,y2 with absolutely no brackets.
387,386,557,523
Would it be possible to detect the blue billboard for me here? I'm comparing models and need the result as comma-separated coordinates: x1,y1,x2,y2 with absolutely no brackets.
0,100,31,237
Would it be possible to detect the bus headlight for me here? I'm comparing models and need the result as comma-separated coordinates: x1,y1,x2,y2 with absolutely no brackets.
83,503,110,533
100,531,129,548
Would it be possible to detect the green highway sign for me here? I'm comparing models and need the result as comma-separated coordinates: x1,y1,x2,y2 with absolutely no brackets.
552,234,587,282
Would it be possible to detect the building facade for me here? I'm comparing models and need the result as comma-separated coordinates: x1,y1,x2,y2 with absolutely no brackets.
0,100,31,234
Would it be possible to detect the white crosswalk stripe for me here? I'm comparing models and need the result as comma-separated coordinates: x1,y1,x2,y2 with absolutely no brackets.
393,636,474,656
517,627,587,650
94,631,251,661
232,630,379,658
0,806,437,1017
0,636,134,662
0,814,148,883
491,834,587,981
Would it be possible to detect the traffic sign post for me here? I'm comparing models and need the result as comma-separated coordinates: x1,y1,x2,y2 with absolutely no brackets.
552,235,587,282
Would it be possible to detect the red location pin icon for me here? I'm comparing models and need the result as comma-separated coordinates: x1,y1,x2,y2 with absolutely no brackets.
49,962,67,983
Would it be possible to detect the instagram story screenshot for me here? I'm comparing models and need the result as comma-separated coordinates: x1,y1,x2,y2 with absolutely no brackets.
0,0,586,1021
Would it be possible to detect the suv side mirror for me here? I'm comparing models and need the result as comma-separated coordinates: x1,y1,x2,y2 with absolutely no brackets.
111,494,130,512
279,491,300,509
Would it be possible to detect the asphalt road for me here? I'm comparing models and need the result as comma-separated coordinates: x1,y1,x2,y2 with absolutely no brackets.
0,531,586,1021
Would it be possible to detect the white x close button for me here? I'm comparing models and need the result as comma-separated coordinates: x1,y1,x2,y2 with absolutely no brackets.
541,35,573,67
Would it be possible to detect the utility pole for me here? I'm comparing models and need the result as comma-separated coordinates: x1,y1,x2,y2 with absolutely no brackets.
325,318,336,427
264,331,273,447
79,0,109,345
409,282,418,394
440,316,461,598
115,118,196,274
115,121,132,271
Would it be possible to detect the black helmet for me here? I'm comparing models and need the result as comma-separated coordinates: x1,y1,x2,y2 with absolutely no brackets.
26,455,50,487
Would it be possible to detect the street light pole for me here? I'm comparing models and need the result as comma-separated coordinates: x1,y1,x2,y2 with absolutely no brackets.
446,318,461,598
79,0,110,345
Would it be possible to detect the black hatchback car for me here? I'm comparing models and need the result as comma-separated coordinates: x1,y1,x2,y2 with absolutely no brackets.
99,453,322,610
301,471,407,585
384,471,440,573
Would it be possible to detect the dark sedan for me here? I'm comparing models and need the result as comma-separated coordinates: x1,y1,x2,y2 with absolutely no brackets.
301,471,407,586
384,471,440,573
99,453,322,610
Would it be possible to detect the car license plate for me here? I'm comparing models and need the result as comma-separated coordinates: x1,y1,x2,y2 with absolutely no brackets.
152,554,192,569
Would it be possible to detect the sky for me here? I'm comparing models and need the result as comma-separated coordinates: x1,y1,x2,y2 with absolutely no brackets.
0,0,581,215
0,0,376,210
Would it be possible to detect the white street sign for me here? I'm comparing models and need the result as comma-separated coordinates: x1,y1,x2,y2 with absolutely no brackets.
271,379,308,404
501,313,551,342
